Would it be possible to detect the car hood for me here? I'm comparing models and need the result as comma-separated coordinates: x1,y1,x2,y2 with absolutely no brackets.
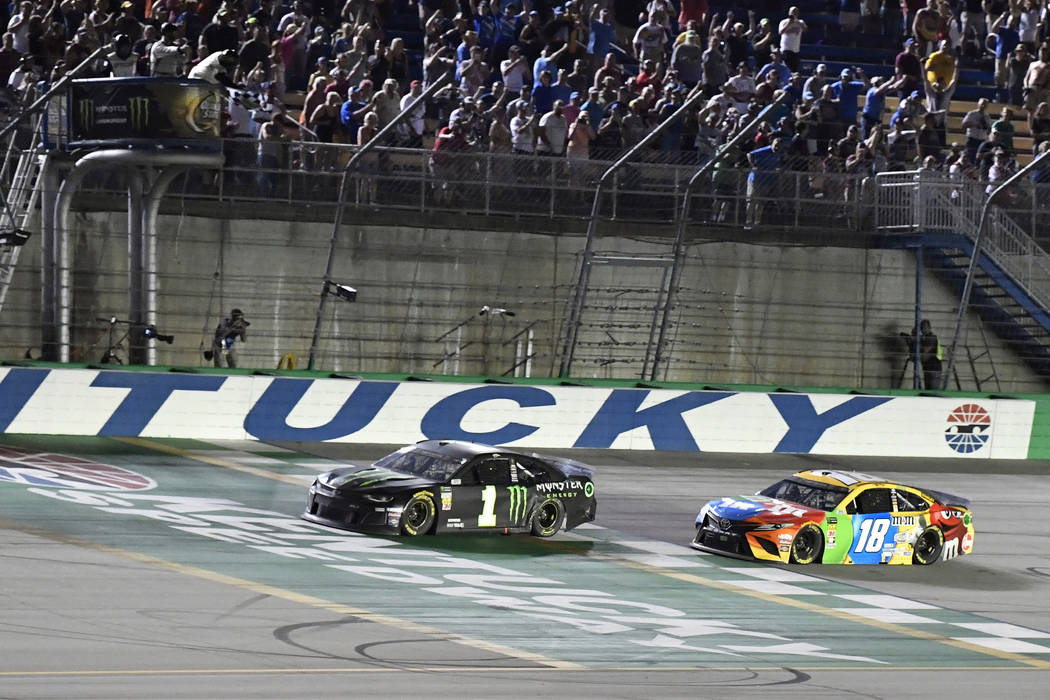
701,495,828,524
320,465,438,493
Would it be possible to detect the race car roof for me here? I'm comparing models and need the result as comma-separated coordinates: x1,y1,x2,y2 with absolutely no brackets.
413,439,509,460
794,469,886,489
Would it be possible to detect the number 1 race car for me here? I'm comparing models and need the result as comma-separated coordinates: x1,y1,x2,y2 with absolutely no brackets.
302,440,596,537
692,470,974,565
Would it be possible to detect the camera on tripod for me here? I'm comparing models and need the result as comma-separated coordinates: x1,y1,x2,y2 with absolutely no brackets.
140,324,175,344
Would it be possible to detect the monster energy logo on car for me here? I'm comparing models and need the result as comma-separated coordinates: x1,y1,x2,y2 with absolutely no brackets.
128,96,150,131
77,98,94,129
508,485,526,522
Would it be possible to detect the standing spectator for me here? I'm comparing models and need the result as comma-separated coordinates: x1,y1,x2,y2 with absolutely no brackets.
1017,0,1040,50
756,47,790,89
563,89,583,128
960,0,986,56
372,78,401,128
488,104,511,152
925,39,956,87
633,10,667,63
582,85,604,126
750,18,776,69
105,32,138,77
722,14,753,69
510,100,535,156
532,69,555,114
861,76,900,138
7,2,31,56
992,106,1016,152
961,97,991,160
201,8,238,54
831,67,870,128
726,61,756,114
594,52,624,89
150,23,187,77
803,63,829,101
0,32,20,87
256,112,288,198
1027,101,1050,151
841,0,862,35
861,0,881,34
621,97,648,147
988,12,1020,104
700,36,727,96
566,109,596,159
746,136,784,226
671,30,702,87
501,43,531,93
239,19,270,80
895,37,922,97
537,99,568,156
399,80,425,147
679,0,709,30
913,0,940,56
1024,44,1050,112
1008,43,1032,106
357,111,379,205
778,6,806,73
588,5,615,60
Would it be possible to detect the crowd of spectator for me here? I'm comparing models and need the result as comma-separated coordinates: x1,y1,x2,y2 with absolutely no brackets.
4,0,1050,208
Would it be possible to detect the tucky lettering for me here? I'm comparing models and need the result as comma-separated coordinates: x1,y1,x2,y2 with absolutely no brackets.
769,395,893,453
0,369,48,431
244,379,397,441
419,386,556,444
91,372,227,436
575,390,733,451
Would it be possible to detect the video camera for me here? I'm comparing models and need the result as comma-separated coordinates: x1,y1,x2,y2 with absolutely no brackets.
140,324,175,344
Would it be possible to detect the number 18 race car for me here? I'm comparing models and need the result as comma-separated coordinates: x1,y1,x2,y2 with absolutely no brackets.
692,469,974,565
302,440,596,537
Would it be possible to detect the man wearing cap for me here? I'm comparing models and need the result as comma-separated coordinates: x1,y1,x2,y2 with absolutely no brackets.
201,7,238,54
803,63,828,102
830,66,869,126
399,80,425,147
895,37,922,97
581,86,605,127
501,44,531,93
238,19,270,78
113,1,143,44
563,90,583,131
494,4,523,64
670,29,702,87
861,74,902,138
151,23,188,77
756,48,790,90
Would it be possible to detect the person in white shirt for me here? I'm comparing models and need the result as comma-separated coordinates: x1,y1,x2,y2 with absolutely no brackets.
399,79,425,147
150,23,188,77
500,44,532,93
537,99,568,155
633,11,668,62
7,2,32,55
510,101,535,154
105,34,139,77
726,62,756,113
778,6,807,73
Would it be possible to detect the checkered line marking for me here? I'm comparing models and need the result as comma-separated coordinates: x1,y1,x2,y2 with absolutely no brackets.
575,524,1050,657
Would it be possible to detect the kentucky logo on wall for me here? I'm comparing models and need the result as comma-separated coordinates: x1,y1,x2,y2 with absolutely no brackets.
944,404,991,454
0,445,155,491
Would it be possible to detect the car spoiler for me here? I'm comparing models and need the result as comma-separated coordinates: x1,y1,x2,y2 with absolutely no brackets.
923,487,972,509
540,455,594,479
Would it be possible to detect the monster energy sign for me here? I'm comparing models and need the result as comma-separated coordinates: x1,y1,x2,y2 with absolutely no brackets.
508,485,527,522
67,77,222,149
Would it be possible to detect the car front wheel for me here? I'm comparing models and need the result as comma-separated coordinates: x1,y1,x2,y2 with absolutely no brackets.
400,493,436,536
789,523,824,564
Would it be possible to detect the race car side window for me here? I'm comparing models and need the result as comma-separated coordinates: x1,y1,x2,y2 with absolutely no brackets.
894,489,928,511
475,459,513,486
854,488,893,514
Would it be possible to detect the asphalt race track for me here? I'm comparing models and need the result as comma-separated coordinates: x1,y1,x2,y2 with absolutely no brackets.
1,436,1048,699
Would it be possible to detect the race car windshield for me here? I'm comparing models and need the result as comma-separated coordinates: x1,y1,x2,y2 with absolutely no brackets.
373,448,464,481
759,478,848,512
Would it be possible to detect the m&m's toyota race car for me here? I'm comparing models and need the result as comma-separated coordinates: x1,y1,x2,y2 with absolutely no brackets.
692,469,973,565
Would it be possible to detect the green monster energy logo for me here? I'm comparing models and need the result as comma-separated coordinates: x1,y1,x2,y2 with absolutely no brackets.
508,485,527,522
77,98,94,130
584,482,594,498
128,96,150,131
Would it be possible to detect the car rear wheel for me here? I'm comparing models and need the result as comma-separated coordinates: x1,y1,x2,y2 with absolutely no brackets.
531,498,563,538
400,493,436,536
789,523,824,564
912,526,944,565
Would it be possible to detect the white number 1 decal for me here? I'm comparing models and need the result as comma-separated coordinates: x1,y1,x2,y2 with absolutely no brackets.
478,485,497,527
854,518,890,553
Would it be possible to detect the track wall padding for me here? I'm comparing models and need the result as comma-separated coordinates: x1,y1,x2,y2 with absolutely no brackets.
0,367,1035,459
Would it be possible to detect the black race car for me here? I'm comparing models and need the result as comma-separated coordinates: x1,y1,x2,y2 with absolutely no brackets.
302,440,597,537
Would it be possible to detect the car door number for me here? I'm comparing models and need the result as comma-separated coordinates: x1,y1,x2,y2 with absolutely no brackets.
854,517,890,553
477,485,528,527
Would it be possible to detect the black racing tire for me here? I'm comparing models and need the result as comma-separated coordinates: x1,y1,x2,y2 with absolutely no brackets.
789,523,824,565
400,493,436,536
912,526,944,565
530,498,564,538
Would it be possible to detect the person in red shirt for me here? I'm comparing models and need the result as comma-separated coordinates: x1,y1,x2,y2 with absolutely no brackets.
679,0,709,29
635,58,664,95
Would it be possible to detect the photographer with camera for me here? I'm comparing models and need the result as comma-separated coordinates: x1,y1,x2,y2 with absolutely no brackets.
206,308,249,368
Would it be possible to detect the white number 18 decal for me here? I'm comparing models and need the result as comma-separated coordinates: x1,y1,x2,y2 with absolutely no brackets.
478,485,497,527
854,518,890,553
